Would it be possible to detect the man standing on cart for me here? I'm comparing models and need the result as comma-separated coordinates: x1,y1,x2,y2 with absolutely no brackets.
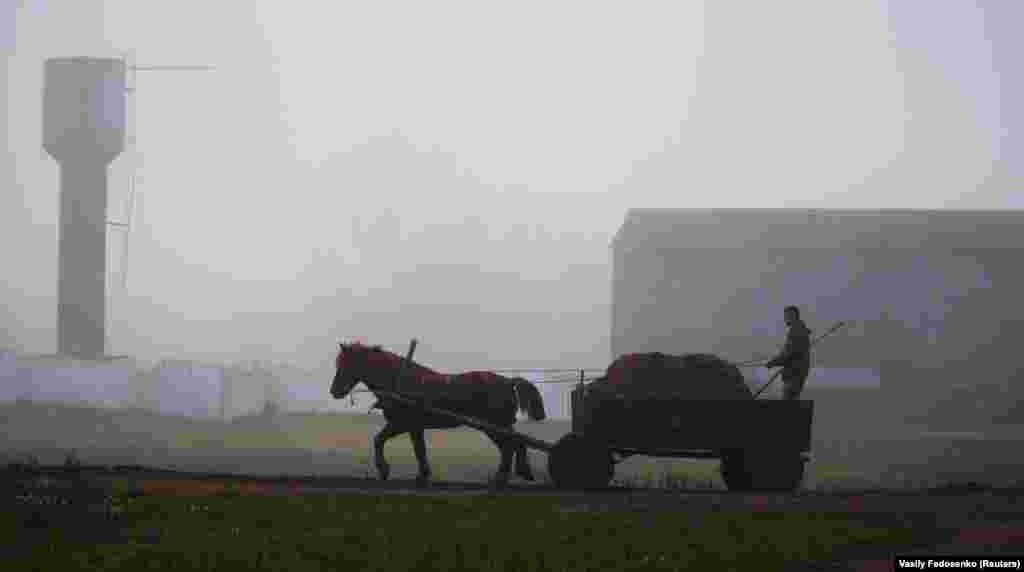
765,305,812,400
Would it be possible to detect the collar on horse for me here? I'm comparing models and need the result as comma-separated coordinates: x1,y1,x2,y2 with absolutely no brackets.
512,381,522,415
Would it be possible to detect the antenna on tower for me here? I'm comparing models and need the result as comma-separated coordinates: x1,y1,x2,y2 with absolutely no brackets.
111,54,217,290
113,50,137,292
104,53,216,355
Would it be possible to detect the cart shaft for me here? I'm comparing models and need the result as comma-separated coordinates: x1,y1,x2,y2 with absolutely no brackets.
374,389,555,453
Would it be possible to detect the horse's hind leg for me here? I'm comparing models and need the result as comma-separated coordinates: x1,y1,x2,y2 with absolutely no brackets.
485,431,515,491
514,441,535,481
373,422,405,481
410,429,431,488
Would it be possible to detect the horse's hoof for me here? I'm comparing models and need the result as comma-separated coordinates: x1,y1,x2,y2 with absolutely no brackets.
415,475,431,489
517,471,536,482
376,464,390,481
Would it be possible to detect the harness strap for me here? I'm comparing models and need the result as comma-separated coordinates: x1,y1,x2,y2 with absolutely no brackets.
512,381,522,414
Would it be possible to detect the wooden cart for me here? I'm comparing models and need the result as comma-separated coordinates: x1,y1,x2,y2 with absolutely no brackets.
545,384,814,491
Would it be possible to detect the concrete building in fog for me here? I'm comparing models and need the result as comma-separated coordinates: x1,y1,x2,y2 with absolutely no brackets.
610,209,1024,404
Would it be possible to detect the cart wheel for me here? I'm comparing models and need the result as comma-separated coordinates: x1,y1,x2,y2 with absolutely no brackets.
720,449,805,493
751,450,805,492
548,433,614,490
719,449,754,492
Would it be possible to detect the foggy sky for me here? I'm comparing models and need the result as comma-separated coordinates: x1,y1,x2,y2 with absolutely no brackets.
2,1,1021,370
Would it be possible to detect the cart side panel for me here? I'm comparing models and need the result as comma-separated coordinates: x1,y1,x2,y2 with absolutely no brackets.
579,393,814,452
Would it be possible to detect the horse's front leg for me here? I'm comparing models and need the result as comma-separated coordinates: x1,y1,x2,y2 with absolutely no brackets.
410,429,432,488
373,422,405,481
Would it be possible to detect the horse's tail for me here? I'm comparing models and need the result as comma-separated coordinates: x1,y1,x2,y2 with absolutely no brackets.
514,379,547,421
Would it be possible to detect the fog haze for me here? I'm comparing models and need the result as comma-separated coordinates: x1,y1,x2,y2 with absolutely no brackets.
3,0,1021,371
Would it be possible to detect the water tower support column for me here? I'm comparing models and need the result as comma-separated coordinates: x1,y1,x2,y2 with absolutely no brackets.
56,160,109,358
43,57,126,359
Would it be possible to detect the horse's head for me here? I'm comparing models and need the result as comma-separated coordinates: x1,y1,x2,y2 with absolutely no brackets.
510,376,548,421
331,342,381,399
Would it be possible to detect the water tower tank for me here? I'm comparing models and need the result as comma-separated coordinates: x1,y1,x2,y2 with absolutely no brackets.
42,57,127,359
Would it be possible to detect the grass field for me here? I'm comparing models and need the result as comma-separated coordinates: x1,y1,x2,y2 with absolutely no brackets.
3,474,932,572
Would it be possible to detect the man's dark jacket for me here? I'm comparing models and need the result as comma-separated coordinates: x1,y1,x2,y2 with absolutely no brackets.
766,319,812,382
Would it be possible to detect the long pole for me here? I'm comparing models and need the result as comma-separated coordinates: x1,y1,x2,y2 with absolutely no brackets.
753,321,848,398
753,368,785,399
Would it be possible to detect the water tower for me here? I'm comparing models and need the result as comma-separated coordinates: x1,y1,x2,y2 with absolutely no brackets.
43,57,127,360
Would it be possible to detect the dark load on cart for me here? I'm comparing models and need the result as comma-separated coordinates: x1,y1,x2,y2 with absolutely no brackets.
547,351,813,492
588,352,752,399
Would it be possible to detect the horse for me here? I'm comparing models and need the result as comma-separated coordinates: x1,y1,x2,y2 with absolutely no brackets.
329,342,547,489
